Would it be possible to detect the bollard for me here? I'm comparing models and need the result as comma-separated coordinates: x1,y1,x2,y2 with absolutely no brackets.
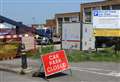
21,51,27,69
20,43,28,74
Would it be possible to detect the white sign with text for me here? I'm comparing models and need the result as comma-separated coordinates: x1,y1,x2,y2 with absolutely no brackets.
93,10,120,29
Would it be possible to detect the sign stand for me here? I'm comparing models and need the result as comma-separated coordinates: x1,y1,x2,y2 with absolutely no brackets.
39,63,43,72
39,63,48,81
69,68,72,76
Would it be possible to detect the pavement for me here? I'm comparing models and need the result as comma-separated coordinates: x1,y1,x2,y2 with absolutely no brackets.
0,58,40,74
0,58,120,82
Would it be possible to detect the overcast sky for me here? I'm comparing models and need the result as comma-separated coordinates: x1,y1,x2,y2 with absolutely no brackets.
0,0,104,25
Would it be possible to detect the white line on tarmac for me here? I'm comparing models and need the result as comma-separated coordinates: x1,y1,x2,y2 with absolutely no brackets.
71,67,120,77
72,67,115,72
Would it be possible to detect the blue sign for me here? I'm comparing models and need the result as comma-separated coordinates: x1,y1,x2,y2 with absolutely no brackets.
93,10,118,17
93,11,98,16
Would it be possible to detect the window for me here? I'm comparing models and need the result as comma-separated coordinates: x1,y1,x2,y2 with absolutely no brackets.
84,8,92,23
58,23,62,27
64,17,70,22
52,27,56,34
112,5,120,10
102,6,110,10
71,17,79,22
58,18,63,23
92,7,101,10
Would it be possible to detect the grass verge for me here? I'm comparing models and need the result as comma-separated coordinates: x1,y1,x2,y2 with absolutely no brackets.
29,45,54,59
66,50,120,62
28,46,120,62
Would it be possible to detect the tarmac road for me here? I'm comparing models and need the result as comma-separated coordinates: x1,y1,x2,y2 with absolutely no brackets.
0,71,46,82
0,59,120,82
70,62,120,82
46,62,120,82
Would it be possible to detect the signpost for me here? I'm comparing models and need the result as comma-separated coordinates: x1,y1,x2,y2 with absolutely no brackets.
20,35,36,74
41,50,71,77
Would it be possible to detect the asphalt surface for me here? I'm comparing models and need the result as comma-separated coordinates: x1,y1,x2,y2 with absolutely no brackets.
0,60,120,82
0,71,46,82
71,62,120,82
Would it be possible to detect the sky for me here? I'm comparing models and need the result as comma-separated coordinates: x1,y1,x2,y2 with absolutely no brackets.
0,0,104,25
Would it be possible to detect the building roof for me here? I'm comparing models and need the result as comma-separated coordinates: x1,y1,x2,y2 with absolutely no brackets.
81,0,120,8
55,12,80,18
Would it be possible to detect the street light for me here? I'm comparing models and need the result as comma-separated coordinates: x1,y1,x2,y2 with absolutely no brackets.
32,17,36,24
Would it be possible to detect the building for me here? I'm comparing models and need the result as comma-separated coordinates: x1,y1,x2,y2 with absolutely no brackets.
80,0,120,36
45,19,56,28
0,24,16,35
55,12,80,36
80,0,120,23
80,0,120,47
45,19,56,35
32,24,46,29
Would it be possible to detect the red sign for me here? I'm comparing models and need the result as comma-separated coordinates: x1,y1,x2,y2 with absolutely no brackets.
41,50,70,76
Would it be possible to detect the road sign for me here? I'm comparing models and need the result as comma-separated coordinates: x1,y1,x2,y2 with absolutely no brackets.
22,36,36,51
41,50,70,76
93,10,120,29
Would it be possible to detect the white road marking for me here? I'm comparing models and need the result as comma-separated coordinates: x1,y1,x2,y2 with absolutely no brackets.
71,67,120,77
108,72,120,77
72,67,115,72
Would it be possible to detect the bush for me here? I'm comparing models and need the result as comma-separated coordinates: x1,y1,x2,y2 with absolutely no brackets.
0,42,19,58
